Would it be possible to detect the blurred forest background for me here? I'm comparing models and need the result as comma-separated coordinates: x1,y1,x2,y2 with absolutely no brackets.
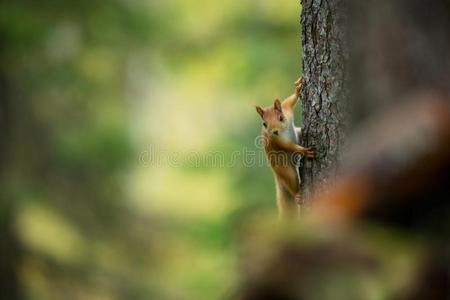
0,0,302,299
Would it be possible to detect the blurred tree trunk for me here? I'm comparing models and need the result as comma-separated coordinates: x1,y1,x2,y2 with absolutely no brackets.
299,0,348,206
348,0,450,117
0,46,22,300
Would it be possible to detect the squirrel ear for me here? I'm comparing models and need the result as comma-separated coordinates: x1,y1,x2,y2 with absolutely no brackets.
255,105,265,118
274,98,282,112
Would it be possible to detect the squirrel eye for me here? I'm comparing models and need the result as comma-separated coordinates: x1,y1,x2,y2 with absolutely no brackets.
279,116,284,122
263,122,267,128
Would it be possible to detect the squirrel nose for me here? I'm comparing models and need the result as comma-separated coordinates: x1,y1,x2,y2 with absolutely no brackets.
273,130,279,135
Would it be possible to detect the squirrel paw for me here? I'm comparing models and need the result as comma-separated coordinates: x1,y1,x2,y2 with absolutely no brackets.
300,147,314,158
294,78,303,96
295,193,302,205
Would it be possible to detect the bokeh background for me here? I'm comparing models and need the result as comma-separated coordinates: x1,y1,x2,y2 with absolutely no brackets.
0,1,302,299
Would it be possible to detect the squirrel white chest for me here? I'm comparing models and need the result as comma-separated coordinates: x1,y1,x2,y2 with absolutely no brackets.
279,122,298,144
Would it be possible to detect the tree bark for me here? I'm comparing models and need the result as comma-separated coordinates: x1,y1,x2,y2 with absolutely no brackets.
299,0,348,206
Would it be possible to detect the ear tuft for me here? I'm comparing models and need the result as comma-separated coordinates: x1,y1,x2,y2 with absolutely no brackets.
274,98,282,112
255,105,265,118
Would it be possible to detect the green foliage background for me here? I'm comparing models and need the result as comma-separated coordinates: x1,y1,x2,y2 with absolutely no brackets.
0,0,301,299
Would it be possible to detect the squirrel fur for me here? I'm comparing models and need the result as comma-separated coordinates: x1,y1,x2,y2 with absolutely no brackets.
255,78,314,218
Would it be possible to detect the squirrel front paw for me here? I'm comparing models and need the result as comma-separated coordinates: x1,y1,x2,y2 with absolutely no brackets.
294,78,303,96
302,147,315,158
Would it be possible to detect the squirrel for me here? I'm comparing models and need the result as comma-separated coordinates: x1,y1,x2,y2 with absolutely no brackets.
255,78,314,218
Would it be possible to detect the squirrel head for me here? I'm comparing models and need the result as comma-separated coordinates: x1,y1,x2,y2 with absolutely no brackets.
255,98,288,136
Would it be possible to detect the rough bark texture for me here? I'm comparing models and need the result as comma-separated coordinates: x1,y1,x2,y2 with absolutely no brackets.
299,0,348,205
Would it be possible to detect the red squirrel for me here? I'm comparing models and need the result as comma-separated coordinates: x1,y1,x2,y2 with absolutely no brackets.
255,78,314,217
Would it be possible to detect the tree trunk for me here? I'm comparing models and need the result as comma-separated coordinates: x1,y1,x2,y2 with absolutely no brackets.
299,0,348,206
0,43,22,300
